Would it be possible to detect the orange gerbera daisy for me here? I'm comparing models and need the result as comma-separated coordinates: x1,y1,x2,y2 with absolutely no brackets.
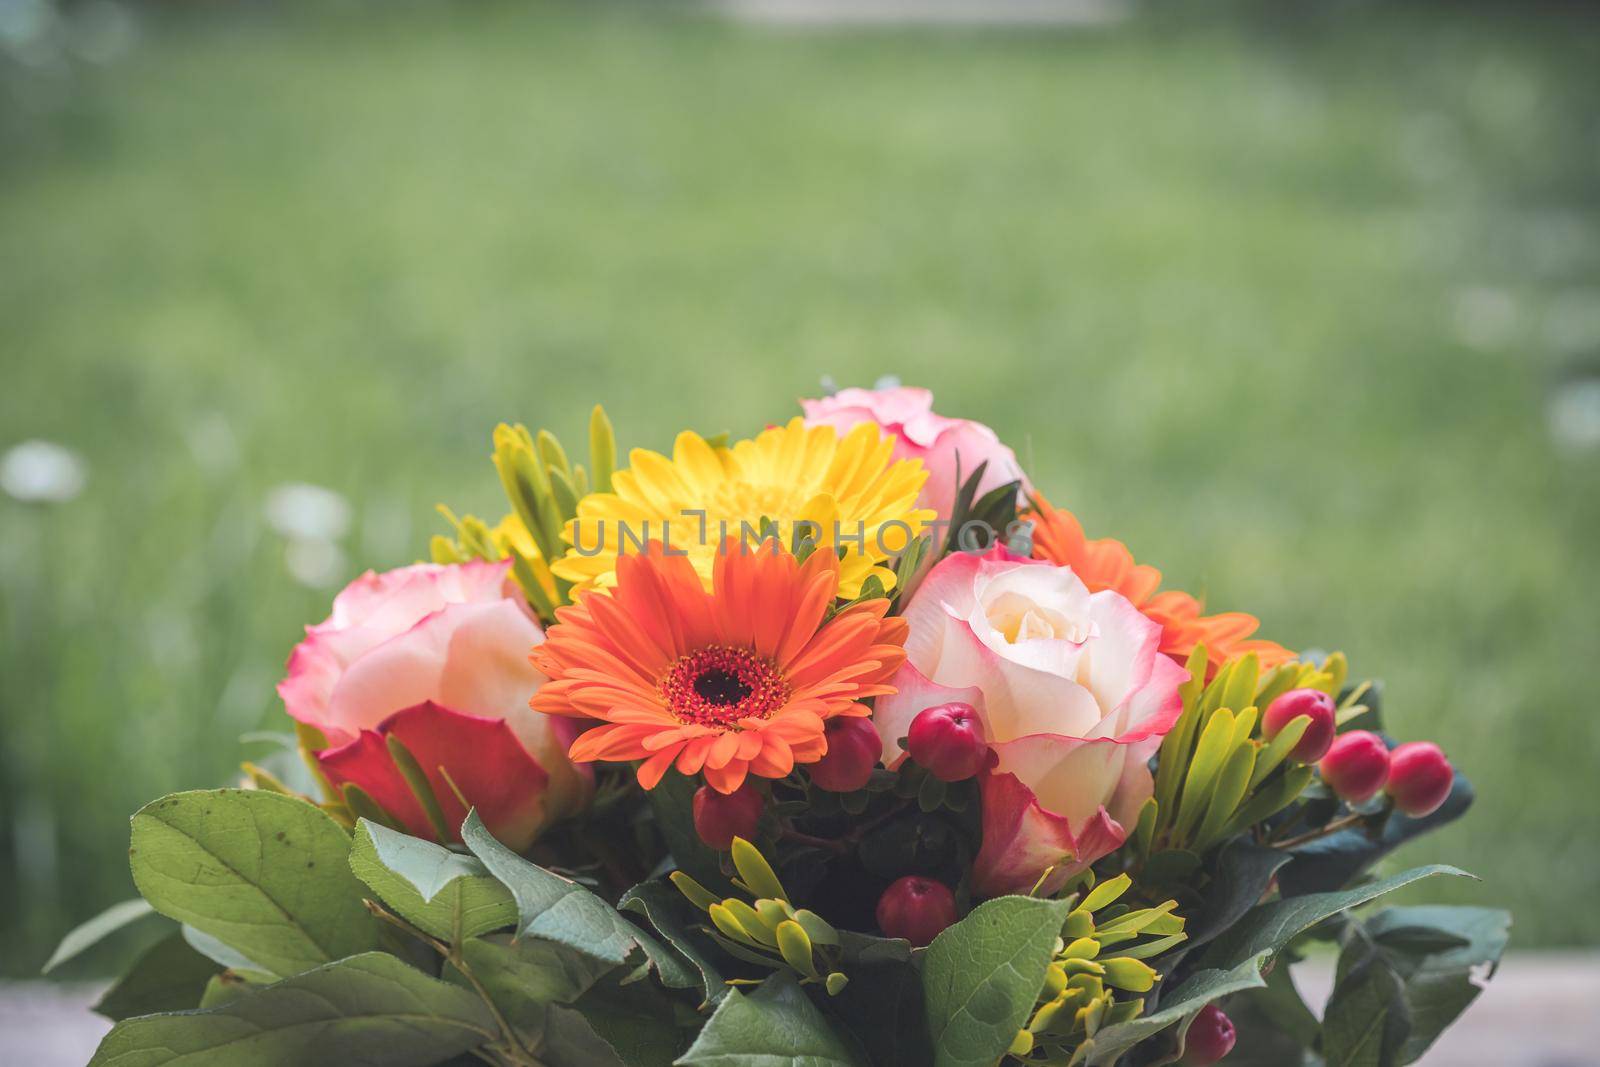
1026,495,1295,676
531,539,908,794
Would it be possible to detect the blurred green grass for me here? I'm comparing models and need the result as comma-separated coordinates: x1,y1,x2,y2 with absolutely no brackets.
3,1,1597,973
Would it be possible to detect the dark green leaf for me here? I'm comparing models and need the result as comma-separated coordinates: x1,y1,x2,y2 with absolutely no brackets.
1089,866,1471,1064
1187,840,1293,950
829,961,931,1067
128,789,381,978
677,971,866,1067
92,932,219,1021
349,820,516,943
1197,865,1472,974
1323,929,1411,1067
648,770,731,889
459,932,614,1008
1357,906,1509,1064
1085,954,1271,1066
574,973,692,1067
619,879,728,1006
88,952,498,1067
921,894,1072,1067
1279,773,1473,897
461,811,691,988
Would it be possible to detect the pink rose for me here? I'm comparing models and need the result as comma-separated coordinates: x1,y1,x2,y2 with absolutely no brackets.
279,559,591,849
800,386,1028,524
874,549,1186,896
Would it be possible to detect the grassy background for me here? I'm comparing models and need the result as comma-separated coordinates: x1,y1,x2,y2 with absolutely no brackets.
3,1,1597,974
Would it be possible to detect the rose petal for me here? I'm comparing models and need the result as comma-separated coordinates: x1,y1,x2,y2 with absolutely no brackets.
382,701,551,850
324,599,545,736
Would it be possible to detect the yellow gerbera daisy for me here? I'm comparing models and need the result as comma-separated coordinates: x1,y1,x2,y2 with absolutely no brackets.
549,418,933,599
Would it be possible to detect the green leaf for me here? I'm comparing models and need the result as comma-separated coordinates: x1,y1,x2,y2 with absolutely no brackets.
829,961,932,1067
349,820,516,943
43,899,157,974
677,971,867,1067
128,789,382,978
461,810,689,985
1323,931,1410,1067
1338,906,1511,1065
180,925,273,981
92,932,219,1021
922,894,1073,1067
1185,840,1293,951
619,879,728,1006
1088,866,1472,1065
647,770,730,890
88,952,498,1067
1197,865,1472,974
459,933,615,1008
1279,774,1475,896
1085,954,1271,1066
573,973,690,1067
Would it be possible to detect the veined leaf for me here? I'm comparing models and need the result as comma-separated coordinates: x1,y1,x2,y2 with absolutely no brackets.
922,895,1073,1067
677,972,867,1067
348,820,515,944
128,789,380,979
88,952,497,1067
461,811,691,989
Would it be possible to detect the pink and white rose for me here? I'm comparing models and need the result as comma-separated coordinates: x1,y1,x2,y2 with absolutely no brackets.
801,386,1028,524
874,549,1187,896
279,559,591,849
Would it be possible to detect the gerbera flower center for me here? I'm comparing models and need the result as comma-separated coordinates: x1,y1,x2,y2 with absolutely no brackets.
661,645,791,729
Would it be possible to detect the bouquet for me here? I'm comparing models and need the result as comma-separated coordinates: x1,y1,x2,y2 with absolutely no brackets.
55,385,1506,1066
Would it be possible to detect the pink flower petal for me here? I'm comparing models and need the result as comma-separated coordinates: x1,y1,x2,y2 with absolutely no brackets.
382,701,551,850
324,599,545,736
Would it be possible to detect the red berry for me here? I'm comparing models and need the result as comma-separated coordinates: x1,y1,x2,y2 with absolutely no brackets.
809,716,883,793
1183,1004,1236,1065
1386,741,1454,817
1319,730,1391,803
692,782,763,850
875,875,958,947
1262,688,1338,763
906,702,988,782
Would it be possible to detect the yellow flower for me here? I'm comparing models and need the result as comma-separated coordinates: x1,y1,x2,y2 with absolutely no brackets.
550,418,933,599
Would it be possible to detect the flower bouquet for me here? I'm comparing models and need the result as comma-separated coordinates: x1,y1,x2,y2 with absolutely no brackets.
57,386,1506,1067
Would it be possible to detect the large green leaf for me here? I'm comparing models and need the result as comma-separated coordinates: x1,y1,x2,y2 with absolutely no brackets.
676,972,867,1067
461,810,691,988
921,895,1073,1067
619,879,728,1006
349,820,516,943
459,932,614,1008
128,789,381,978
1323,905,1510,1067
92,931,220,1021
43,899,158,974
1086,866,1471,1065
1196,865,1471,974
88,952,499,1067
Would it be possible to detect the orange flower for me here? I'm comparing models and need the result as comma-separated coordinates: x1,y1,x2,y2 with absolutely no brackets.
531,540,908,794
1026,496,1294,675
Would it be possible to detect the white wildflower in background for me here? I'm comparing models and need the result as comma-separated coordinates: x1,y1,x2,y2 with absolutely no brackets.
0,439,86,503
